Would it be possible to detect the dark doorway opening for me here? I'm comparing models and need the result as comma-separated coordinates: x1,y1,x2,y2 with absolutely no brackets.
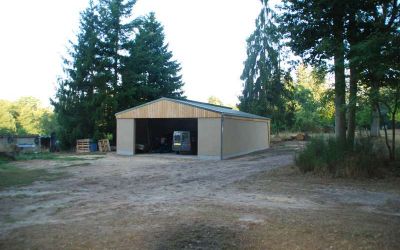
135,118,198,155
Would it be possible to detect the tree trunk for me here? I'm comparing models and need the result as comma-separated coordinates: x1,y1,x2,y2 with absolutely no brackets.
391,86,399,160
377,104,393,160
333,13,346,145
347,63,357,147
392,112,396,161
370,109,381,136
347,13,357,148
370,85,380,137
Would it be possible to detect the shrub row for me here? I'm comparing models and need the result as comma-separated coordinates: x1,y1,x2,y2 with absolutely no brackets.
295,137,398,178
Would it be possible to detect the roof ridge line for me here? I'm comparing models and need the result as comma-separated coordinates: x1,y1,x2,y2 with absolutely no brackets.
115,97,270,120
173,98,233,110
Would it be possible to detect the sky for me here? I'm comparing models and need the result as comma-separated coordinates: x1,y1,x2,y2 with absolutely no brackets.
0,0,262,107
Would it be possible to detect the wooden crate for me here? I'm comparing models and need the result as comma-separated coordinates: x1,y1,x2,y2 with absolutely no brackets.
98,139,111,152
76,139,91,153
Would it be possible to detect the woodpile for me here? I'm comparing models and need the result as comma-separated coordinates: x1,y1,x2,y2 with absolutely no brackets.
295,133,307,141
98,139,111,152
76,139,91,153
286,133,308,141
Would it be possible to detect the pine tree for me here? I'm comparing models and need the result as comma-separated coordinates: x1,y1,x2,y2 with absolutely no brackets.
120,12,183,110
53,2,185,148
239,1,291,131
96,0,136,138
52,1,102,148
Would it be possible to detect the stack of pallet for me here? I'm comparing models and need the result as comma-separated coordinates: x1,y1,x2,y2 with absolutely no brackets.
98,139,111,152
76,139,91,153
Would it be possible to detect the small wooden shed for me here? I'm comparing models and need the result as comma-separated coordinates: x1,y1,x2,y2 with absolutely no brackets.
115,97,270,159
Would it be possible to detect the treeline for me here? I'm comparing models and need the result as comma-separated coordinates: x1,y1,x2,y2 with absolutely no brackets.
239,0,399,160
52,0,184,148
0,97,57,136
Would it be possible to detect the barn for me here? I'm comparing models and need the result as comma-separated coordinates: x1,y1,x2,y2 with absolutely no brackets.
115,97,270,160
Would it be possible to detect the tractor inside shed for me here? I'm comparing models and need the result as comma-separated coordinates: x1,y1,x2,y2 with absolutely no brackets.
135,118,198,155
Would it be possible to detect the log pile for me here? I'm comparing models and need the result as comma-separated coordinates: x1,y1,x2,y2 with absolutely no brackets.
98,139,111,152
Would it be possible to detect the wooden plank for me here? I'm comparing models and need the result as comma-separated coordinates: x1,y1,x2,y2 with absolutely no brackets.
116,99,221,119
76,139,91,153
98,139,111,152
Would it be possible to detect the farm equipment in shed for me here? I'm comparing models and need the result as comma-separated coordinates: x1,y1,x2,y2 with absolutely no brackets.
172,131,195,154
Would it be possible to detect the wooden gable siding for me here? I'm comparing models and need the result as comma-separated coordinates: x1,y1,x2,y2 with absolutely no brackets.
116,99,221,119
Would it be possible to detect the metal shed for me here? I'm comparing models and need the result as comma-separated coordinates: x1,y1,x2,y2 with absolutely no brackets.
115,97,270,159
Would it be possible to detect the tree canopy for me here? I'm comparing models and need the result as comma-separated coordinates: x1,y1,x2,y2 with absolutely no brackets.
0,97,57,136
238,3,294,131
239,0,399,160
52,1,184,148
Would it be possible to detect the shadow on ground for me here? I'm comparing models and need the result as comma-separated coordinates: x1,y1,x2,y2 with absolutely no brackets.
154,222,240,250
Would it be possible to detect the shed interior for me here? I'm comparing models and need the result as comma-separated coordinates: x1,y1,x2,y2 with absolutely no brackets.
135,118,198,154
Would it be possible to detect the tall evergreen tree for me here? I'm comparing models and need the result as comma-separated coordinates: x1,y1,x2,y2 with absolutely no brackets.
239,0,292,131
120,12,183,109
52,1,102,148
52,1,185,148
95,0,136,138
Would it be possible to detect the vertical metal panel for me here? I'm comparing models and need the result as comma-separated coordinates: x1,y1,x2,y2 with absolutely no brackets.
222,117,269,159
116,119,135,156
198,118,222,159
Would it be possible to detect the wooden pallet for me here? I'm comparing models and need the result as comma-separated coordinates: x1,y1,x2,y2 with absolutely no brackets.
76,139,91,153
98,139,111,152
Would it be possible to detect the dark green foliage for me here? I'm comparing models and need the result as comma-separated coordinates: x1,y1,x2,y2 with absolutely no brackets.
14,153,86,161
239,3,294,132
52,1,183,148
95,0,137,138
120,12,184,111
52,0,103,148
275,0,399,161
351,0,400,159
291,66,334,132
296,137,390,178
281,0,348,143
292,86,323,132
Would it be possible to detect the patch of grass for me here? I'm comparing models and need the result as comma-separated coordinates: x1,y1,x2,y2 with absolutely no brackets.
59,162,91,168
0,164,66,189
14,152,104,162
15,152,59,161
15,153,77,161
0,155,12,165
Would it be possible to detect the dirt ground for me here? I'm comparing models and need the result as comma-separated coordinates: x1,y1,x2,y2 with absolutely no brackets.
0,141,399,249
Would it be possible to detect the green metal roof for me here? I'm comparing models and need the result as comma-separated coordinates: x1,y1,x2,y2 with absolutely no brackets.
116,97,270,120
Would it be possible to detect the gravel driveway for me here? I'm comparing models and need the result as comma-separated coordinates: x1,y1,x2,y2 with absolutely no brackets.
1,142,399,249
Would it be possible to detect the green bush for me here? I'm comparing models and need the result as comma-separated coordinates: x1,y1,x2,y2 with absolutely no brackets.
296,137,388,178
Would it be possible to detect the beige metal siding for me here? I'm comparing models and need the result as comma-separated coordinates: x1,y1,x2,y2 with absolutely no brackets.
116,100,221,119
222,116,269,159
198,118,221,159
117,119,135,155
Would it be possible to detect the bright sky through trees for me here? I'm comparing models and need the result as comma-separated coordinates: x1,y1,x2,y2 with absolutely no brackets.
0,0,262,107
